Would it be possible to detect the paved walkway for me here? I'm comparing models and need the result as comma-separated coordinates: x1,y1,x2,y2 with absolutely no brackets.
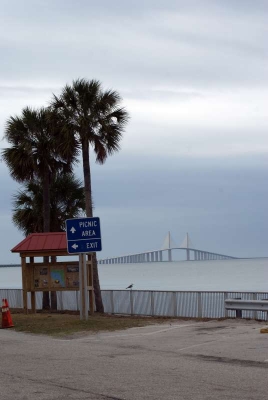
1,319,268,399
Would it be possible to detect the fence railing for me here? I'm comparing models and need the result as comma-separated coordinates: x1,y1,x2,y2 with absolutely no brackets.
1,289,268,320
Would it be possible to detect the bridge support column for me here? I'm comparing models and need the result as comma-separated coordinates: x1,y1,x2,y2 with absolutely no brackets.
151,252,154,262
168,249,172,262
146,253,150,262
159,251,163,261
194,251,197,261
155,252,158,261
186,249,190,261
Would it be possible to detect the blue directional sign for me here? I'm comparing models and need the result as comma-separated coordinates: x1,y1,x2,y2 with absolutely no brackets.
66,217,102,254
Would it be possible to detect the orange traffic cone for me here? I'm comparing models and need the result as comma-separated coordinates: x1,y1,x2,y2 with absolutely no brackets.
2,298,14,329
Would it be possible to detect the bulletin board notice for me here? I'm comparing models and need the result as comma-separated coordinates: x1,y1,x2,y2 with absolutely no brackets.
32,263,80,291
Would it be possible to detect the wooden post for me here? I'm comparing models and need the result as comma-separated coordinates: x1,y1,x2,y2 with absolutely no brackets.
31,291,36,313
21,256,28,314
29,257,36,313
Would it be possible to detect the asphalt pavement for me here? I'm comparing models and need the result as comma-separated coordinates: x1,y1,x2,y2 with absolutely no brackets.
1,319,268,399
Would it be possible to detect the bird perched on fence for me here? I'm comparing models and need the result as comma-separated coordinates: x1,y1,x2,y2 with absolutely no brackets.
126,284,133,289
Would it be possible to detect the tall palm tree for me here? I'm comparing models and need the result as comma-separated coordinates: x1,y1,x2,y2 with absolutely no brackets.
51,78,129,312
13,173,86,235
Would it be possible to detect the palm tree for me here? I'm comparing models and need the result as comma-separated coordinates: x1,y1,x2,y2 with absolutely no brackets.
2,107,78,233
51,78,129,312
12,173,86,310
2,107,78,309
13,173,86,235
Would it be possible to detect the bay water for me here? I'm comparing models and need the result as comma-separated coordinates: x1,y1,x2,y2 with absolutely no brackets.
1,258,268,292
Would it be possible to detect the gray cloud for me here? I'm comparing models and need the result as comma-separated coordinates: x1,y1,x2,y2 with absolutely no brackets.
0,1,267,88
0,1,268,262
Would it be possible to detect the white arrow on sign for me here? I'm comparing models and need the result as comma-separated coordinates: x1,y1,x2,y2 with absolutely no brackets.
70,227,76,234
72,243,79,250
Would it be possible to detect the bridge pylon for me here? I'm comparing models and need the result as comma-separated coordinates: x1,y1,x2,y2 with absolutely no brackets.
161,231,177,250
179,233,194,249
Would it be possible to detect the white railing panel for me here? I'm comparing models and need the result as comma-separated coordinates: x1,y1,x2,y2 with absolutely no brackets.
1,289,267,321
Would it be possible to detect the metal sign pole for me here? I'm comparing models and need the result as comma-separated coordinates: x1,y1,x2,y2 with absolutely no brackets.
79,253,83,320
66,216,102,320
83,253,88,320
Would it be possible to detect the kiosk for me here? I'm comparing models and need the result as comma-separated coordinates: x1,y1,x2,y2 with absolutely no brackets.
11,232,94,315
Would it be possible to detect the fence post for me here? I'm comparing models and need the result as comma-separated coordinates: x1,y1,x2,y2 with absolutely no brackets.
130,290,134,316
110,290,114,314
173,292,177,317
197,292,202,318
224,292,228,318
234,296,242,318
151,291,155,316
253,293,257,320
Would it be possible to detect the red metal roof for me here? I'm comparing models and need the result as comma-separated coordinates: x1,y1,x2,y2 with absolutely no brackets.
11,232,67,253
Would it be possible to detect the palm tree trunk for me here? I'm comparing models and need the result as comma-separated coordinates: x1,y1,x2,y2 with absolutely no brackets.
50,256,57,310
43,170,50,232
82,139,104,313
42,170,51,310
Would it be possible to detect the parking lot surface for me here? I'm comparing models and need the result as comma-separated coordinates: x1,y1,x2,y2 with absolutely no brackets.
1,319,268,399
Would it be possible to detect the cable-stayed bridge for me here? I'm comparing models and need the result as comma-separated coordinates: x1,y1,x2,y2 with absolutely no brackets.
98,232,236,264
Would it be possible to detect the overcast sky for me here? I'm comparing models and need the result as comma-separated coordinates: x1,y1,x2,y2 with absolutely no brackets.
1,0,268,263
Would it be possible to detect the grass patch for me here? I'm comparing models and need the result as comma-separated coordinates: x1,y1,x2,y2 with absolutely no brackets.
10,312,171,337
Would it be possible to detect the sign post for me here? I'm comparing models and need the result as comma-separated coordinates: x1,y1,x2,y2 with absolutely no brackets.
66,217,102,320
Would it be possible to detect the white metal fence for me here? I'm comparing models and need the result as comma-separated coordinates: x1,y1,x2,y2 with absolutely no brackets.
1,289,268,320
